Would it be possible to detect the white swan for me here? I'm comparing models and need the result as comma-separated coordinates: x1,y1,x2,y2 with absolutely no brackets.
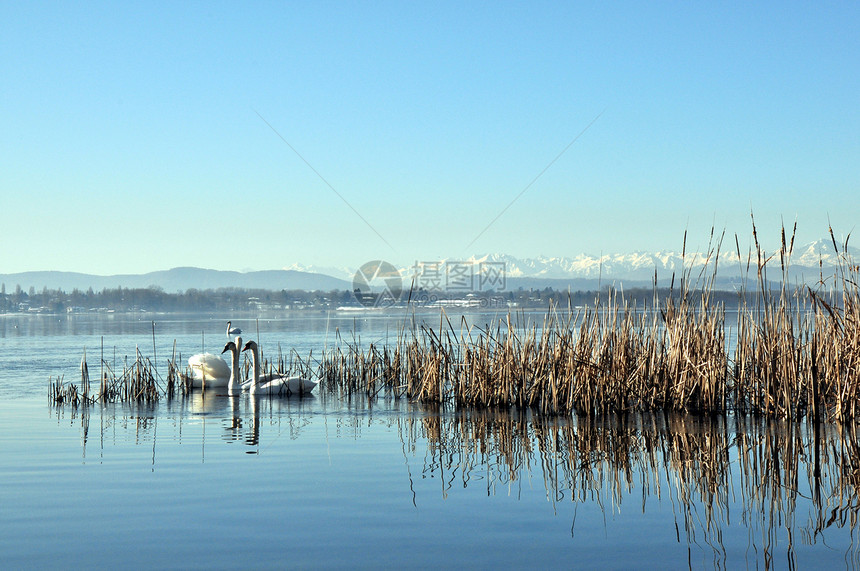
220,336,244,395
226,321,242,337
241,340,318,396
187,352,231,388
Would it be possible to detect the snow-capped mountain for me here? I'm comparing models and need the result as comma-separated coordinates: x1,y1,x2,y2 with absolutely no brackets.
462,238,852,282
283,262,357,281
287,238,855,289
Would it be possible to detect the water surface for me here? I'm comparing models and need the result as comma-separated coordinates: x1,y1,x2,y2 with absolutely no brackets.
1,313,857,569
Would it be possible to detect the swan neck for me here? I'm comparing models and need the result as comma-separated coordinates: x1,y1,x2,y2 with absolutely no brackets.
228,336,242,392
250,343,260,393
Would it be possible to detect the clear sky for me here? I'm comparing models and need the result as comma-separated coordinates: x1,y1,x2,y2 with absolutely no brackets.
2,1,857,275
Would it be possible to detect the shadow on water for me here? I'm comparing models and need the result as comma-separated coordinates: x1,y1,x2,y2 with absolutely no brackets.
52,398,859,570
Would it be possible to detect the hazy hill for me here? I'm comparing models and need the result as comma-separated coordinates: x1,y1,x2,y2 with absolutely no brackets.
0,267,351,293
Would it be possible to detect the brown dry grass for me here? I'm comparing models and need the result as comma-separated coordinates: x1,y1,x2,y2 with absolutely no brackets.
321,223,860,422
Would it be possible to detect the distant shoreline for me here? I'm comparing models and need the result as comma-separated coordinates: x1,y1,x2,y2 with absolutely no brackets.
0,284,825,317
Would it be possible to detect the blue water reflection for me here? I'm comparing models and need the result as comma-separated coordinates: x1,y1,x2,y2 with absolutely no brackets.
2,395,857,569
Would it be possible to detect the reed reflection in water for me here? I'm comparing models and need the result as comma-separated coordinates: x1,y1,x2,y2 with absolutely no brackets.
402,409,860,569
52,399,859,569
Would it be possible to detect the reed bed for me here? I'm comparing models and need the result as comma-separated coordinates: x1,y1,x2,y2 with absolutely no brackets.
50,346,185,406
320,225,860,422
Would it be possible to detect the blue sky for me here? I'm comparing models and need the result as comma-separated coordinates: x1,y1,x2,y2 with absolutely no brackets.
2,2,857,274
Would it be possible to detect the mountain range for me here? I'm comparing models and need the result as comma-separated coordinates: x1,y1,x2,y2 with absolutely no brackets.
291,238,855,290
0,267,351,294
1,239,853,294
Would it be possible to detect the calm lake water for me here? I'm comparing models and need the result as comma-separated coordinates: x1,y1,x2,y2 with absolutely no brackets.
1,312,858,569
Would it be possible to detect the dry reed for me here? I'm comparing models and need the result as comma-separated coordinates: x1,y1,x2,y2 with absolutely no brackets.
320,223,860,422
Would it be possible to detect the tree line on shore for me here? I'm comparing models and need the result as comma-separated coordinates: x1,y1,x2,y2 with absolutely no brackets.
1,281,773,313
